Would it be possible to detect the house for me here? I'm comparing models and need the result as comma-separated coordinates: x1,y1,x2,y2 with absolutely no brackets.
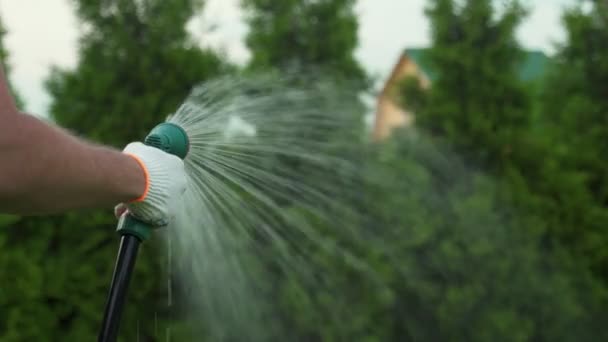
373,48,550,141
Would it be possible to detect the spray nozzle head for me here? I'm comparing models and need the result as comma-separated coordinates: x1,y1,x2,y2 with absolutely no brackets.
144,122,190,160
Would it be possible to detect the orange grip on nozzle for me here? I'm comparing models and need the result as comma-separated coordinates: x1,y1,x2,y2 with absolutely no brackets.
125,153,150,203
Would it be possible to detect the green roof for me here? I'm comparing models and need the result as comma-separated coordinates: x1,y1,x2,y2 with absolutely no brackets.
404,48,550,83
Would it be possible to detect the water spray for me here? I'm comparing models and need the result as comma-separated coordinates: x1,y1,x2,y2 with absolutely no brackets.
98,122,190,342
92,75,361,340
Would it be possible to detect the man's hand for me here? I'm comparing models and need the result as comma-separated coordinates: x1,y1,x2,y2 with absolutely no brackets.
120,142,188,226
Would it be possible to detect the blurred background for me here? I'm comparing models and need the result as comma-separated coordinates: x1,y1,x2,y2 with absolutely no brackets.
0,0,607,341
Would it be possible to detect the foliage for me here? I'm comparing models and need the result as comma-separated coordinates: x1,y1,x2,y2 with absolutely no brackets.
539,1,608,284
356,133,595,341
0,17,23,110
408,0,530,170
242,0,367,87
46,0,230,145
398,76,427,114
389,0,607,340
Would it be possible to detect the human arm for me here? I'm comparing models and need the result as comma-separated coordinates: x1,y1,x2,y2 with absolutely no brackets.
0,65,145,214
0,110,146,214
0,66,186,223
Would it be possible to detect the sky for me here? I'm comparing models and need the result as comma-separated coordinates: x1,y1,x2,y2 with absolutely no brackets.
0,0,578,116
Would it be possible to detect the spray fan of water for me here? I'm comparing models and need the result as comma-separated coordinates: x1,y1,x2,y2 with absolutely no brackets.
159,74,370,340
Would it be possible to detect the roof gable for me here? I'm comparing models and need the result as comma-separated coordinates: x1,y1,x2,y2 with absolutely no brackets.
403,48,550,82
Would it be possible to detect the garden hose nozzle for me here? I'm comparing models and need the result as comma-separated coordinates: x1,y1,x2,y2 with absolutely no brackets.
98,122,189,342
144,122,190,160
116,122,190,241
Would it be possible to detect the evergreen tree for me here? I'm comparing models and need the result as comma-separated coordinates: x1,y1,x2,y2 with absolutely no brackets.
47,0,229,145
393,0,605,339
412,0,530,170
0,16,24,109
242,0,366,85
540,1,608,283
1,1,229,340
361,132,595,341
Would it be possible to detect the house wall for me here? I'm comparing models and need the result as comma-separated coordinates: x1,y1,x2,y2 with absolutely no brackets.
373,54,430,141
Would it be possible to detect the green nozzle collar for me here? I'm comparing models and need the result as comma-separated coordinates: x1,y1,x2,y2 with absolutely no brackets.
116,214,154,241
144,122,190,159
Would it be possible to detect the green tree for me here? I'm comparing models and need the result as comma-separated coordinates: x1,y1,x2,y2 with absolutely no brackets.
404,0,564,248
47,0,229,145
359,132,596,341
540,1,608,284
412,0,530,170
388,0,606,339
242,0,366,85
0,16,24,109
0,1,228,340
